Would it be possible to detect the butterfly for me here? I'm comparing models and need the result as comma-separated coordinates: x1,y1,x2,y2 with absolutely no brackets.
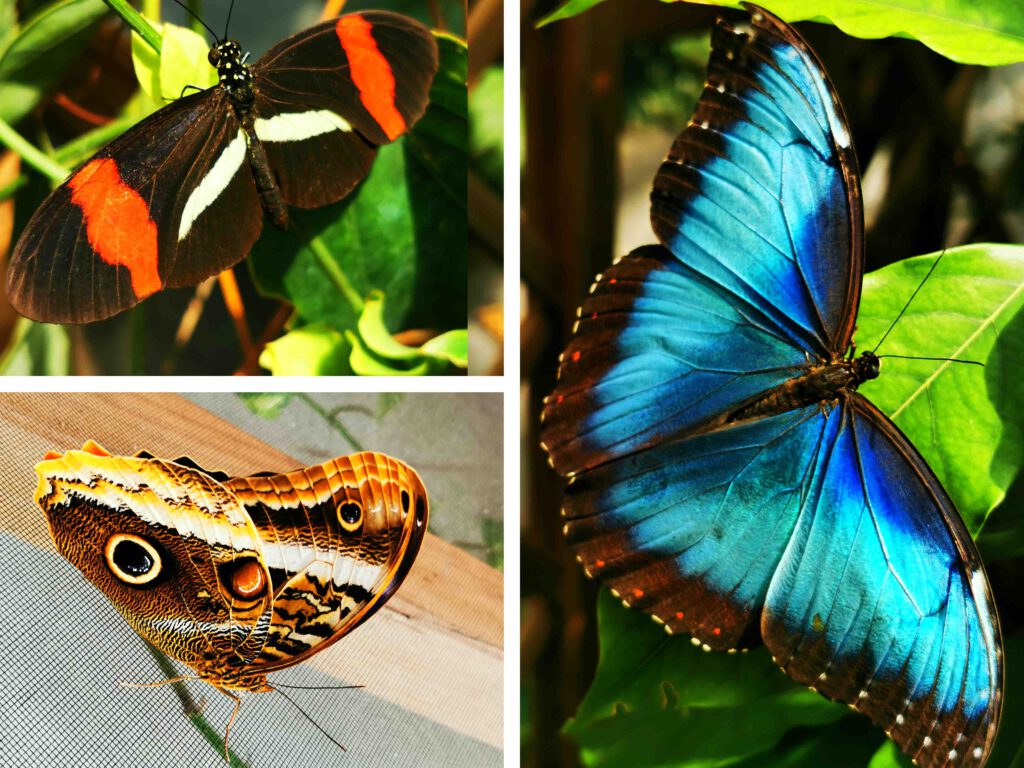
6,10,438,324
35,440,428,755
539,5,1003,766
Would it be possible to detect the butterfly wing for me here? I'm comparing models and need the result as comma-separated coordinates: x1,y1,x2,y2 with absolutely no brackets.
541,6,862,474
543,4,1003,765
561,397,1002,766
7,90,263,323
35,449,275,673
250,11,438,209
222,451,428,673
763,396,1002,767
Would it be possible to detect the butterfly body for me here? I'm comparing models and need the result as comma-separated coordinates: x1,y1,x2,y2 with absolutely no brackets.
542,6,1002,766
7,11,438,323
36,442,428,693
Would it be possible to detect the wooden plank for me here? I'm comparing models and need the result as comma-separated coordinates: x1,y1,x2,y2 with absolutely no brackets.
0,392,502,751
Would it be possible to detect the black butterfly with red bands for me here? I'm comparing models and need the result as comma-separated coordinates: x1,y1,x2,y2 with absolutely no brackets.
6,11,438,324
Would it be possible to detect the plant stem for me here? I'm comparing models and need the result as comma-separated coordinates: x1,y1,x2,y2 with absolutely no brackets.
55,115,139,165
141,645,249,767
308,236,365,316
298,393,363,452
103,0,162,53
0,118,67,183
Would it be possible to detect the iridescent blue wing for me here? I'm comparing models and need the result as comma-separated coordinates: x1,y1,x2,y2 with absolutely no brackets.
561,400,1001,767
541,6,861,474
765,396,1002,767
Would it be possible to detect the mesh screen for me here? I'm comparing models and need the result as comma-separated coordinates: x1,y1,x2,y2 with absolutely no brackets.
0,393,502,768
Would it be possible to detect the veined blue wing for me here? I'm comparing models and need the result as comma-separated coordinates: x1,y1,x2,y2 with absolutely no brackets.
764,396,1002,767
562,399,1002,767
541,6,862,475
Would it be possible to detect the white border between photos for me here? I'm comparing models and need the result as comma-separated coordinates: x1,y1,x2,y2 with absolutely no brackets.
503,0,521,763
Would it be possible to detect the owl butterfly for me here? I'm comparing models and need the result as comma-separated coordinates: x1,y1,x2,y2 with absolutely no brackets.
36,440,428,758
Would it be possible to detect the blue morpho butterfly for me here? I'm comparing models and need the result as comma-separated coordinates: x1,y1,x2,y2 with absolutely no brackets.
539,5,1003,767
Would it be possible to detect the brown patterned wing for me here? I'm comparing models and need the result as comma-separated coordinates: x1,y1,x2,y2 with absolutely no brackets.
221,451,428,674
35,444,274,683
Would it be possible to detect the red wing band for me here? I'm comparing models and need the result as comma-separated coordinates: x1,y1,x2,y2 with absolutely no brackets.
68,159,162,300
335,15,406,141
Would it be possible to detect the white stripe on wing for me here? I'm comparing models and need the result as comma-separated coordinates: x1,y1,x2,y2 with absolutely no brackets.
177,128,248,242
254,110,353,142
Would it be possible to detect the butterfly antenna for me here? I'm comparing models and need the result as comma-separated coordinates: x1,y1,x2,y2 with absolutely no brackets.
168,0,219,43
273,686,349,753
878,354,983,367
871,249,946,355
223,0,237,41
273,683,365,691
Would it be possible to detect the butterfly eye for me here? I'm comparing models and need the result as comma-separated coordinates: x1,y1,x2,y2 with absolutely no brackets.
208,46,221,66
337,501,363,532
105,534,162,585
222,558,267,601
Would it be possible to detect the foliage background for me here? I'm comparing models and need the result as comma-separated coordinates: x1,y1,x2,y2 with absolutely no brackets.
0,0,503,375
520,1,1024,766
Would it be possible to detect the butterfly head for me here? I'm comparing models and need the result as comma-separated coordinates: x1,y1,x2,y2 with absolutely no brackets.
853,351,880,383
209,39,253,101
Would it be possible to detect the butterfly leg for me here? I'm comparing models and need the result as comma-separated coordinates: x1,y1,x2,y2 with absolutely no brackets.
217,688,242,765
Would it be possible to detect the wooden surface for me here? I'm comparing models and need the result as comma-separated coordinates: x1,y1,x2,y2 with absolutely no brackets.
0,392,502,752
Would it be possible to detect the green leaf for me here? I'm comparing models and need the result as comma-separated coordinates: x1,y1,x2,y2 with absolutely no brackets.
346,330,431,376
867,740,913,768
248,33,467,335
258,323,352,376
856,245,1024,534
537,0,606,28
422,328,468,367
131,20,215,102
0,318,69,375
0,1,17,51
698,0,1024,66
358,291,424,361
0,0,109,126
538,0,1024,66
468,64,503,190
568,591,845,767
352,292,468,373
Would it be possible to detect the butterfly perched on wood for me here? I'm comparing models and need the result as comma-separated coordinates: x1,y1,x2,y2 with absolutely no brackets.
35,440,428,753
540,5,1003,767
6,10,438,324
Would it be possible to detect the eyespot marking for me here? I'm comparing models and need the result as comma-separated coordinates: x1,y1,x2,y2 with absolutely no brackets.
105,534,162,585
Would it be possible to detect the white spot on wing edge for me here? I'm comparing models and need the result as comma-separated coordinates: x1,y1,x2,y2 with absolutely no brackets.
178,129,247,242
254,109,353,143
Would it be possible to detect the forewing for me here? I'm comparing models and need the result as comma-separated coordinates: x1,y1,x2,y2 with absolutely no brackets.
542,5,862,475
763,397,1002,768
251,10,437,208
541,245,808,475
651,5,862,355
7,90,263,323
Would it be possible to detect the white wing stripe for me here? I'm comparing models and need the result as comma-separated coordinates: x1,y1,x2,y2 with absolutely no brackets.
254,110,353,142
177,128,248,242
